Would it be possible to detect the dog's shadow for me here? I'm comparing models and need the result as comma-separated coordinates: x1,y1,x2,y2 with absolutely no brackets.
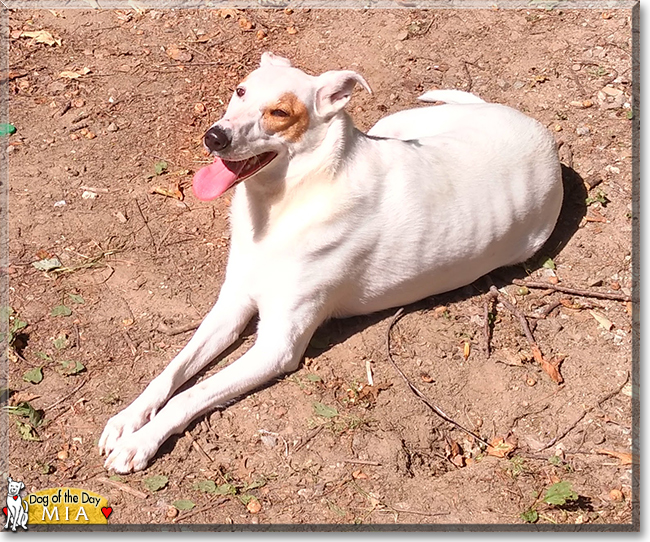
153,163,586,463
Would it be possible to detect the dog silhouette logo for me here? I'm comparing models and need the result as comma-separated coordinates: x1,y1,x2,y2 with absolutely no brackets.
4,477,29,531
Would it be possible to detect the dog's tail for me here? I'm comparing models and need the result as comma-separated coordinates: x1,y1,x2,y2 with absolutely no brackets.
418,89,485,104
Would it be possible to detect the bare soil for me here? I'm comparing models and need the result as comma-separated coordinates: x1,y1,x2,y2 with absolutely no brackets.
2,6,636,528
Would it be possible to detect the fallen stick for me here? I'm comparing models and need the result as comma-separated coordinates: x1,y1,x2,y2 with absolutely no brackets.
512,279,631,302
386,308,490,447
157,321,200,336
534,372,630,453
490,286,563,384
97,476,148,500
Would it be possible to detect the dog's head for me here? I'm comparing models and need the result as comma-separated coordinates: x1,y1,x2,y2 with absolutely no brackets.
193,53,371,201
7,478,24,497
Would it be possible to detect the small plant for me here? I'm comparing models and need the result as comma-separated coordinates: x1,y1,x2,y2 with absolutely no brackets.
520,480,580,524
585,191,610,207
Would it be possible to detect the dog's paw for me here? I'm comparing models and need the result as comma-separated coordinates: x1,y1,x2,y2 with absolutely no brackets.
98,404,157,457
103,433,158,473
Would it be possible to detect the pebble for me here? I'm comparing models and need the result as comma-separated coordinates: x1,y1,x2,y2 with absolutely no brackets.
81,190,98,199
6,145,15,154
576,125,591,136
107,122,118,132
54,200,66,207
396,29,409,41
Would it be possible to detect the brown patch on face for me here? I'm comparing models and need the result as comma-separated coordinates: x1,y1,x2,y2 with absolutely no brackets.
262,92,310,142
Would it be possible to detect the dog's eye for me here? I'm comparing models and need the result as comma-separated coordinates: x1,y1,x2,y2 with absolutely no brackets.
270,109,289,118
236,87,245,98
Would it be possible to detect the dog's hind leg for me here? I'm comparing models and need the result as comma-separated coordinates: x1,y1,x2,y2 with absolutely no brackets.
99,283,256,457
103,305,323,473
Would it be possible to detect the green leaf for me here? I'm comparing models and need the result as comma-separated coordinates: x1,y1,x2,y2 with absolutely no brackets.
68,293,85,305
238,494,255,505
245,477,267,491
11,318,27,333
53,334,68,350
108,475,124,482
51,305,72,317
541,257,555,270
173,499,195,510
521,508,538,523
16,420,40,441
305,373,322,383
313,402,338,419
35,351,53,362
543,481,578,506
143,474,168,492
213,483,237,496
585,191,609,207
626,110,634,120
154,161,168,175
192,480,217,493
5,401,44,427
23,367,43,384
59,359,85,375
0,123,17,136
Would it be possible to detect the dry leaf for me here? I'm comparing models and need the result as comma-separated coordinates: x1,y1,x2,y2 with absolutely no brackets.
352,470,368,480
239,18,254,30
589,310,613,331
420,372,434,383
596,449,633,465
531,344,563,384
357,382,391,402
487,435,517,458
21,30,61,46
8,391,40,406
585,210,608,223
463,341,470,360
166,44,192,63
246,498,262,514
152,185,183,201
560,298,583,310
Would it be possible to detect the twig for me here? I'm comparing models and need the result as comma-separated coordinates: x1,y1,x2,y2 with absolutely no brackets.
185,430,214,463
79,185,110,193
489,286,563,384
293,424,324,453
343,458,382,466
134,198,158,253
44,378,87,411
483,289,497,357
534,372,629,452
386,308,490,447
512,279,631,302
157,321,200,336
97,476,148,500
173,497,228,523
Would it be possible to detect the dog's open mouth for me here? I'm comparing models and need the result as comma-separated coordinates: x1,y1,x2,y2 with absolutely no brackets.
193,152,277,201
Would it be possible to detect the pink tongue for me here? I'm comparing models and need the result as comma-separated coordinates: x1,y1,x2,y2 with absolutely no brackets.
192,158,245,201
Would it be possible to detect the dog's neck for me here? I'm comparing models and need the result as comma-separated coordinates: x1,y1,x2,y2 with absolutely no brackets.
235,113,361,241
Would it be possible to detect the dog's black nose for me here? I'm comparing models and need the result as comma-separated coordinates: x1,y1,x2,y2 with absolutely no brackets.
204,125,231,152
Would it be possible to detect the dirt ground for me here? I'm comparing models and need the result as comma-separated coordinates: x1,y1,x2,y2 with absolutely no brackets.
2,5,637,529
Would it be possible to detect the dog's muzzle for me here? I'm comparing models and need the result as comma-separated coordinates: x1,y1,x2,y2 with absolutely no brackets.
204,125,232,153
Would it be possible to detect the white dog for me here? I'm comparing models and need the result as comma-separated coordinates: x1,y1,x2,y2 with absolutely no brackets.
99,53,562,473
5,477,28,531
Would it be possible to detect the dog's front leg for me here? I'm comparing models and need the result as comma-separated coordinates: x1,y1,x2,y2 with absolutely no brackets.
99,285,256,457
103,308,322,473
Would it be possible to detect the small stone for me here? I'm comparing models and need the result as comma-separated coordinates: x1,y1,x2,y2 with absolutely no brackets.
582,99,593,108
166,506,178,519
572,63,582,71
54,200,66,207
107,122,118,132
554,124,563,132
286,25,298,35
496,79,509,90
576,125,591,136
6,145,15,154
609,489,624,502
513,81,525,90
601,86,623,96
396,29,409,41
81,190,98,199
193,103,205,115
85,131,96,139
57,450,69,460
256,29,267,40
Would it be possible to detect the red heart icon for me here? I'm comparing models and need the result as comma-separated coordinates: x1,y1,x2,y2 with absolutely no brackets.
2,507,7,516
101,507,112,519
12,496,18,500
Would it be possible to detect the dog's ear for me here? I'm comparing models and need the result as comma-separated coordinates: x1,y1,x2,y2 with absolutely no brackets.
7,477,12,483
315,70,372,119
260,52,292,68
19,482,24,490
